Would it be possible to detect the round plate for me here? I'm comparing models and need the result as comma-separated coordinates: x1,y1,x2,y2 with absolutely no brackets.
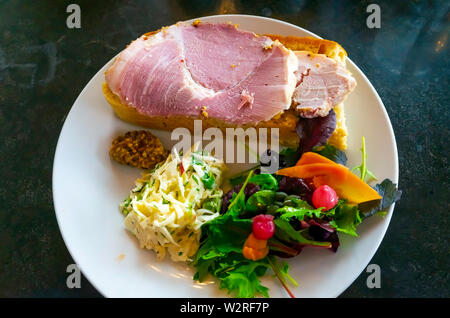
53,15,398,298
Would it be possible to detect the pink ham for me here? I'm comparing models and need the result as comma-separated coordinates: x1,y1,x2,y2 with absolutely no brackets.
105,22,298,125
292,51,356,118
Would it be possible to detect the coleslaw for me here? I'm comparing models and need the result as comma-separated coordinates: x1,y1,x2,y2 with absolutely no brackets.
120,146,227,261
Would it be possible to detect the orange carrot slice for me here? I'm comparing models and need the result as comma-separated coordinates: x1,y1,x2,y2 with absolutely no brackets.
277,163,381,204
296,152,337,166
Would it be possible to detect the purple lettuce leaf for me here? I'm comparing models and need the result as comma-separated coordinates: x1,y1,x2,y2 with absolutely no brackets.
278,176,314,204
296,109,337,154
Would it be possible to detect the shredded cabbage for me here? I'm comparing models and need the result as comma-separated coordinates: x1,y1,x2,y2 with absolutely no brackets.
120,146,227,262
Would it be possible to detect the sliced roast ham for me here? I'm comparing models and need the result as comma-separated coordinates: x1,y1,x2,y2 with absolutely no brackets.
105,22,298,125
105,22,357,124
292,51,356,118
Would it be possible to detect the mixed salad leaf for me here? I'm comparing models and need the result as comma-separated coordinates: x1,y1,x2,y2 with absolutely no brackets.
193,171,271,297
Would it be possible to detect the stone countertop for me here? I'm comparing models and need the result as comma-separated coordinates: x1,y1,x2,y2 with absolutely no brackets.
0,0,448,297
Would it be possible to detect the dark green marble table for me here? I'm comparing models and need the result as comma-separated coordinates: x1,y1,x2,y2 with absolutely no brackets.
0,0,448,297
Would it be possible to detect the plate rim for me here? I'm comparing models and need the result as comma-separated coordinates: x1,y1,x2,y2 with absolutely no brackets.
52,14,399,298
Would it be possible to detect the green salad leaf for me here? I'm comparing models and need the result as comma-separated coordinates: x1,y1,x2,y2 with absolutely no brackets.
358,179,402,219
273,196,335,221
329,203,362,237
245,190,276,214
277,206,325,221
268,256,298,287
248,173,278,191
192,208,255,285
217,257,270,298
227,170,253,215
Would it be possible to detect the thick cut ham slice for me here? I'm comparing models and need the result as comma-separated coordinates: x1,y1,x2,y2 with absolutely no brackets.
293,51,356,118
106,22,298,125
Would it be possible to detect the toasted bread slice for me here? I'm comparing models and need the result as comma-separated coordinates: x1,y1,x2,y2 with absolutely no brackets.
103,33,349,149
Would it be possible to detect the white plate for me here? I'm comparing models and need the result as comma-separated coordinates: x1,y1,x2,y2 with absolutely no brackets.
53,15,398,298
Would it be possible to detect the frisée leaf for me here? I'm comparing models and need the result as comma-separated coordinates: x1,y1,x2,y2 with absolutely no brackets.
329,203,362,237
218,258,270,298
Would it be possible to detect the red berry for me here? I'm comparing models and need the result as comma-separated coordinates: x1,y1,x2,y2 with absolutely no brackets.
252,214,275,240
312,185,338,210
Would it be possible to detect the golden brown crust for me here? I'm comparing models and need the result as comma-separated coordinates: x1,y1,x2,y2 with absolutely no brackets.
102,83,300,147
103,30,349,149
265,35,347,64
